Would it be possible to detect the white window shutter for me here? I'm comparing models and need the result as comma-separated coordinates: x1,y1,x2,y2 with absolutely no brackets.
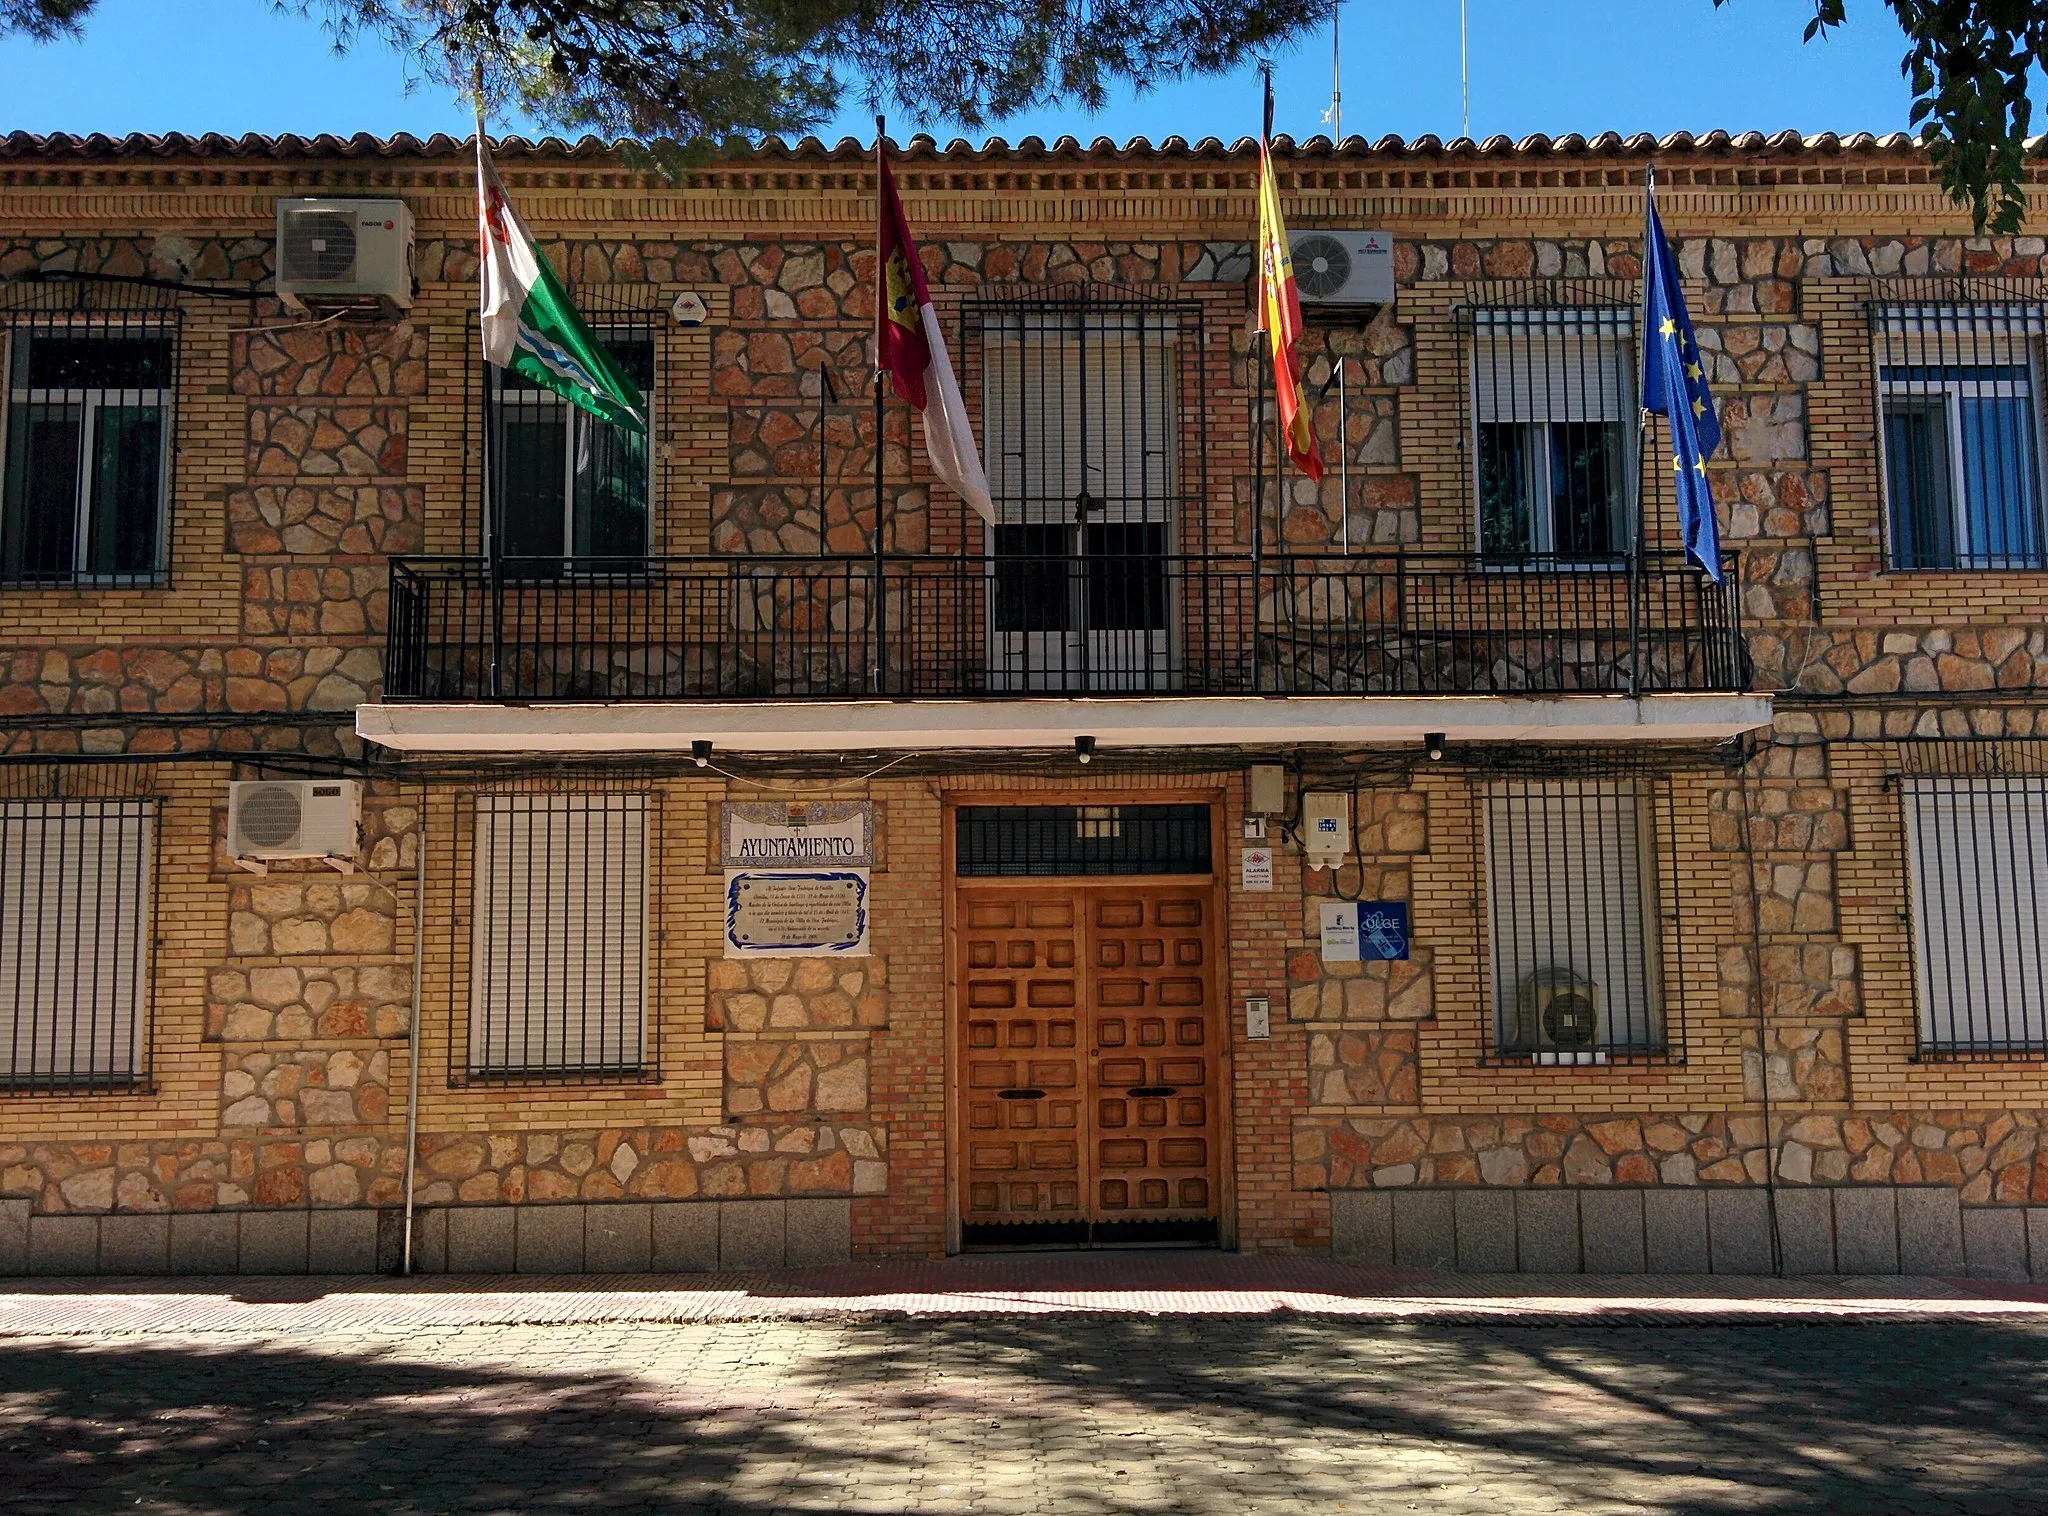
0,800,153,1085
984,313,1178,524
1485,780,1661,1049
470,793,649,1074
1472,313,1633,424
1905,779,2048,1050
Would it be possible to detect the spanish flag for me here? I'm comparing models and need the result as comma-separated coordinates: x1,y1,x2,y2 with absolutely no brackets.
1255,137,1324,481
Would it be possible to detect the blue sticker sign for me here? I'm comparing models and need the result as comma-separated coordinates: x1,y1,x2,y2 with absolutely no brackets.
1319,901,1410,963
1356,901,1410,961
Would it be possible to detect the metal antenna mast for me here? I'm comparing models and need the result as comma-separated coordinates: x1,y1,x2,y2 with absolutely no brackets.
1461,0,1470,138
1322,2,1342,140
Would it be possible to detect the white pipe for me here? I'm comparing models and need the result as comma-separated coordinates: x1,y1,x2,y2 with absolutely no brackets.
1338,356,1351,553
399,810,426,1275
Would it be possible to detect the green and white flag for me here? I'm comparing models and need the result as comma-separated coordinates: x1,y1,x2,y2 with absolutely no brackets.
476,134,646,434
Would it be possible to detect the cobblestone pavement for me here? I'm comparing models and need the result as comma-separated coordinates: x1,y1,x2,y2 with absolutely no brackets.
3,1259,2047,1514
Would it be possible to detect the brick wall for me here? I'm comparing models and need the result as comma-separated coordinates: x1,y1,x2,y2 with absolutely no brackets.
4,136,2048,1264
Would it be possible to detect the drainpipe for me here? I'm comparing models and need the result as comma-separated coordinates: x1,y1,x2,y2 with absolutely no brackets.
400,820,427,1275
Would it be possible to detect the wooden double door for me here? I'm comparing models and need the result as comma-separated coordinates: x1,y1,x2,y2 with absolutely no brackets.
957,881,1221,1242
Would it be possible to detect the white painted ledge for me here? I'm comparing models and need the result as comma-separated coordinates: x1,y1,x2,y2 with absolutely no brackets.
357,693,1774,754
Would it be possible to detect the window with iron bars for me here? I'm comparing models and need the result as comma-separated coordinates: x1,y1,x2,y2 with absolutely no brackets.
1481,773,1678,1064
460,791,654,1082
1896,739,2048,1058
969,288,1204,695
1872,284,2048,571
1464,288,1638,562
477,288,658,563
1,287,179,586
0,796,156,1093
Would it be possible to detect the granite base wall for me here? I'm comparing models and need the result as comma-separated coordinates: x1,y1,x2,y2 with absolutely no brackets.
0,1197,852,1277
1330,1185,2045,1278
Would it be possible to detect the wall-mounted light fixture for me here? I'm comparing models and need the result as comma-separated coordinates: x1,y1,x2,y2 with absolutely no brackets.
1074,735,1096,765
692,740,714,768
1424,732,1447,763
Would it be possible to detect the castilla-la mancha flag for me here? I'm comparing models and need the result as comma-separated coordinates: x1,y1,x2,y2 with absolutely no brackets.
1255,137,1324,481
476,133,646,434
876,149,994,523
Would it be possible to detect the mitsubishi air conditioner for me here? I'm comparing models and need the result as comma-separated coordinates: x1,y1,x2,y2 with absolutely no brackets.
1515,968,1604,1066
1290,230,1395,308
275,198,414,313
228,779,362,869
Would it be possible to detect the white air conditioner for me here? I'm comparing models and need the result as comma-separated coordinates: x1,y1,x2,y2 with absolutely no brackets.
275,198,414,312
228,779,362,866
1291,230,1395,308
1516,968,1604,1065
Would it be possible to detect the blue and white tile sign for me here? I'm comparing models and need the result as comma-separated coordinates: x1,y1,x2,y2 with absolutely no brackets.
1319,901,1410,963
720,802,873,956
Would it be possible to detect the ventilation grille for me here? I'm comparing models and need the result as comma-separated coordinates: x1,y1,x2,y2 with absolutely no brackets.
1293,235,1354,300
234,783,304,851
280,210,357,283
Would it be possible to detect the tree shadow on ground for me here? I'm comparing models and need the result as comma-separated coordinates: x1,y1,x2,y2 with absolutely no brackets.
2,1314,2046,1515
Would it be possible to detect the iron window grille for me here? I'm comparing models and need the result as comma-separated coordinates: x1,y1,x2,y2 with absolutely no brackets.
1479,770,1682,1065
0,280,180,587
956,804,1213,877
455,788,657,1084
1460,282,1639,562
471,283,661,565
0,781,157,1095
1894,738,2048,1058
966,285,1209,694
1871,281,2048,571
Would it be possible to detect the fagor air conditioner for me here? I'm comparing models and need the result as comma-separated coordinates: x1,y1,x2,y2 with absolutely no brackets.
275,198,414,313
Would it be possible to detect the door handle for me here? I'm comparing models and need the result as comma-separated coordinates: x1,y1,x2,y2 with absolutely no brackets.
1126,1085,1177,1098
998,1088,1047,1100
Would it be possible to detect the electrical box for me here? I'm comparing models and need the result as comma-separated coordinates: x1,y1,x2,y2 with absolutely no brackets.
1300,791,1352,870
1247,763,1287,816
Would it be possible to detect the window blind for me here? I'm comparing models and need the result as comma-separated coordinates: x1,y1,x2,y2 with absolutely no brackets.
469,793,649,1076
982,313,1178,523
1484,779,1662,1054
1471,311,1634,425
1905,777,2048,1053
0,799,153,1090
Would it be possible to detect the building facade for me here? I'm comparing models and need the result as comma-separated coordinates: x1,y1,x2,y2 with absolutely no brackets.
0,128,2044,1277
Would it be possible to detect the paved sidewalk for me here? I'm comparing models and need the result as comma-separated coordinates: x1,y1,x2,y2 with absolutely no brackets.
0,1251,2041,1335
3,1256,2047,1514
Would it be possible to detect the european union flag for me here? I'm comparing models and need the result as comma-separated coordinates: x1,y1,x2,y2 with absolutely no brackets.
1641,197,1725,581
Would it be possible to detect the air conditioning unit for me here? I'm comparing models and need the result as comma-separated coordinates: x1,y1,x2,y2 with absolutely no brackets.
1515,968,1604,1066
275,198,414,313
228,779,362,868
1291,230,1395,308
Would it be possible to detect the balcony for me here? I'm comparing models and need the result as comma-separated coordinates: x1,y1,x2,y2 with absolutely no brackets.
362,551,1770,755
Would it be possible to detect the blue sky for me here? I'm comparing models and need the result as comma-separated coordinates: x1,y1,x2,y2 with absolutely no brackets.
2,0,1919,145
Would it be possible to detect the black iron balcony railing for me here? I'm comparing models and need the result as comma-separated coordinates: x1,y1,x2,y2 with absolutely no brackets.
382,551,1749,702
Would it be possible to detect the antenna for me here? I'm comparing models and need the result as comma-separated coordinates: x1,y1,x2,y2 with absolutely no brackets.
1461,0,1470,139
1321,2,1342,141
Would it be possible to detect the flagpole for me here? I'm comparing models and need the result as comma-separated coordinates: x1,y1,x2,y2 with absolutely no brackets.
475,84,505,703
1251,68,1276,690
1628,163,1653,700
872,115,888,696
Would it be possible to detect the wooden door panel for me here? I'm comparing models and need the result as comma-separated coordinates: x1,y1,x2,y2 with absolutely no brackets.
1085,887,1218,1223
959,879,1219,1234
960,889,1086,1226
